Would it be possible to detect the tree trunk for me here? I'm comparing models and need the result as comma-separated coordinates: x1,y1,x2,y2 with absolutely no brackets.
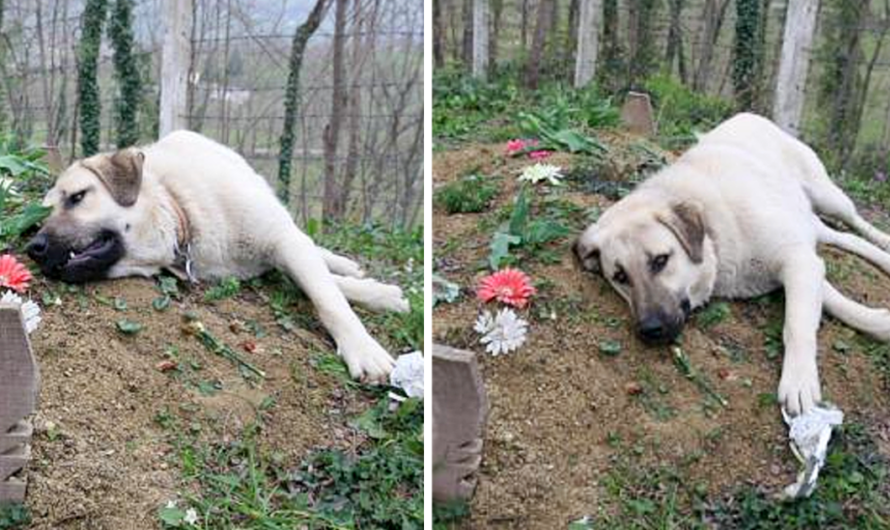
489,0,504,72
772,0,818,135
598,0,622,90
665,0,686,82
565,0,580,71
693,0,730,92
461,0,472,67
109,0,142,148
277,0,329,206
433,0,445,67
339,0,368,219
77,0,108,156
322,0,349,222
525,0,552,89
521,0,529,51
732,0,761,109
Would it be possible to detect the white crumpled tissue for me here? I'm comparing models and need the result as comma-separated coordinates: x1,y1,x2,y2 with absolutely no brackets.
390,351,424,399
781,403,844,499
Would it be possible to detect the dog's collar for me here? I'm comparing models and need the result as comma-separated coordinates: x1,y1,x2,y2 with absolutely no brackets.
167,192,196,283
168,194,191,249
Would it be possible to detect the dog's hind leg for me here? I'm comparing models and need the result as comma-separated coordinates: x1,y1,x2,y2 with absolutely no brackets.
332,275,410,313
800,154,890,249
318,247,366,278
823,280,890,341
818,222,890,277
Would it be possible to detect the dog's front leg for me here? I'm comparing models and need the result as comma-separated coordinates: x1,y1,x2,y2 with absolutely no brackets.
274,228,395,383
777,250,825,416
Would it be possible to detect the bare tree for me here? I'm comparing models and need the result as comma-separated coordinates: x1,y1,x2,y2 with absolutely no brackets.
322,0,349,221
433,0,444,67
277,0,329,205
525,0,552,89
693,0,730,92
665,0,687,83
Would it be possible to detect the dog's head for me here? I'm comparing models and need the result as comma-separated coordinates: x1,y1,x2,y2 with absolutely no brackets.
26,148,144,283
574,198,714,345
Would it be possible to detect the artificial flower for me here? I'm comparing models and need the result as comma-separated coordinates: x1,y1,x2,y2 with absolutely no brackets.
0,254,32,293
528,150,552,160
184,508,199,525
518,163,564,185
390,351,424,399
1,290,41,334
475,308,528,356
505,139,528,155
477,268,536,308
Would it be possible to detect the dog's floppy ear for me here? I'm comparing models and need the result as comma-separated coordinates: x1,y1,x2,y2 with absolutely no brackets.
572,235,602,274
86,148,145,207
657,201,705,263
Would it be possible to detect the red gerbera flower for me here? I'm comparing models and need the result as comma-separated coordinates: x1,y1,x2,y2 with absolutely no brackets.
528,150,552,160
0,254,32,293
477,268,536,308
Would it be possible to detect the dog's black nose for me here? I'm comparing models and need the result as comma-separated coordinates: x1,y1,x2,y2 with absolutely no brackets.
638,314,668,343
26,233,49,261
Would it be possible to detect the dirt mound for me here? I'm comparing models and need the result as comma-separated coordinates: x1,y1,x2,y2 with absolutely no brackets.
433,142,890,528
23,276,370,529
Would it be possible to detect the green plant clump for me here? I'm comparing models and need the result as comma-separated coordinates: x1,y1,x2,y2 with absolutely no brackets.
435,173,498,214
644,74,734,148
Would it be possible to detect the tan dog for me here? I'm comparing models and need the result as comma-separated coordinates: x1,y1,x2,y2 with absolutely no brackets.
574,113,890,415
27,130,409,382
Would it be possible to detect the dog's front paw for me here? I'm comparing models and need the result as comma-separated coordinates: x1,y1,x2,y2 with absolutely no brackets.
339,334,395,384
377,284,411,313
778,361,822,416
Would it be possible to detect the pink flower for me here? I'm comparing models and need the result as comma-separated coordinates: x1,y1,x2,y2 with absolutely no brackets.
528,150,552,160
477,268,536,308
506,139,527,155
0,255,32,293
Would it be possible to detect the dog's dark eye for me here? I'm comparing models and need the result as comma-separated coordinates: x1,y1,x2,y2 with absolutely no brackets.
67,190,87,207
613,269,629,285
651,253,670,273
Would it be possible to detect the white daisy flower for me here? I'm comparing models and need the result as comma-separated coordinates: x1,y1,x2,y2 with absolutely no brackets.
184,508,199,525
1,290,42,334
476,308,528,356
518,163,564,185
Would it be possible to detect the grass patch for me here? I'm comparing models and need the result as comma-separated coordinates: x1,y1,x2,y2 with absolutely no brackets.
435,173,499,214
160,394,423,529
0,505,30,529
705,423,890,529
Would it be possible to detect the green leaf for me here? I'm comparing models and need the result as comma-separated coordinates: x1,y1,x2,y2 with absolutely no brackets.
599,340,622,356
152,296,171,312
508,187,530,237
488,232,521,270
525,219,570,245
113,297,128,311
158,506,184,526
1,203,51,239
432,274,461,306
116,319,143,335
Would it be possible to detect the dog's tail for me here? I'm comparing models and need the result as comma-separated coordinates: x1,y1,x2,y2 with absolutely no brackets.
822,281,890,342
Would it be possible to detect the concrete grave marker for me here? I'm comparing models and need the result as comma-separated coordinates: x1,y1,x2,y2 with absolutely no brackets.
621,91,657,137
433,344,489,502
0,303,39,503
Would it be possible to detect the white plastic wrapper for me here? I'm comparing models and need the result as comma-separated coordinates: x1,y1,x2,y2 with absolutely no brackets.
390,351,424,399
781,403,844,499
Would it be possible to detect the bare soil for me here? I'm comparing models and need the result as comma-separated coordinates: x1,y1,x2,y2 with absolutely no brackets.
433,141,890,528
23,276,376,529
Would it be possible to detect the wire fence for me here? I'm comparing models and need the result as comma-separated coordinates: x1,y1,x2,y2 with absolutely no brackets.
1,0,423,227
